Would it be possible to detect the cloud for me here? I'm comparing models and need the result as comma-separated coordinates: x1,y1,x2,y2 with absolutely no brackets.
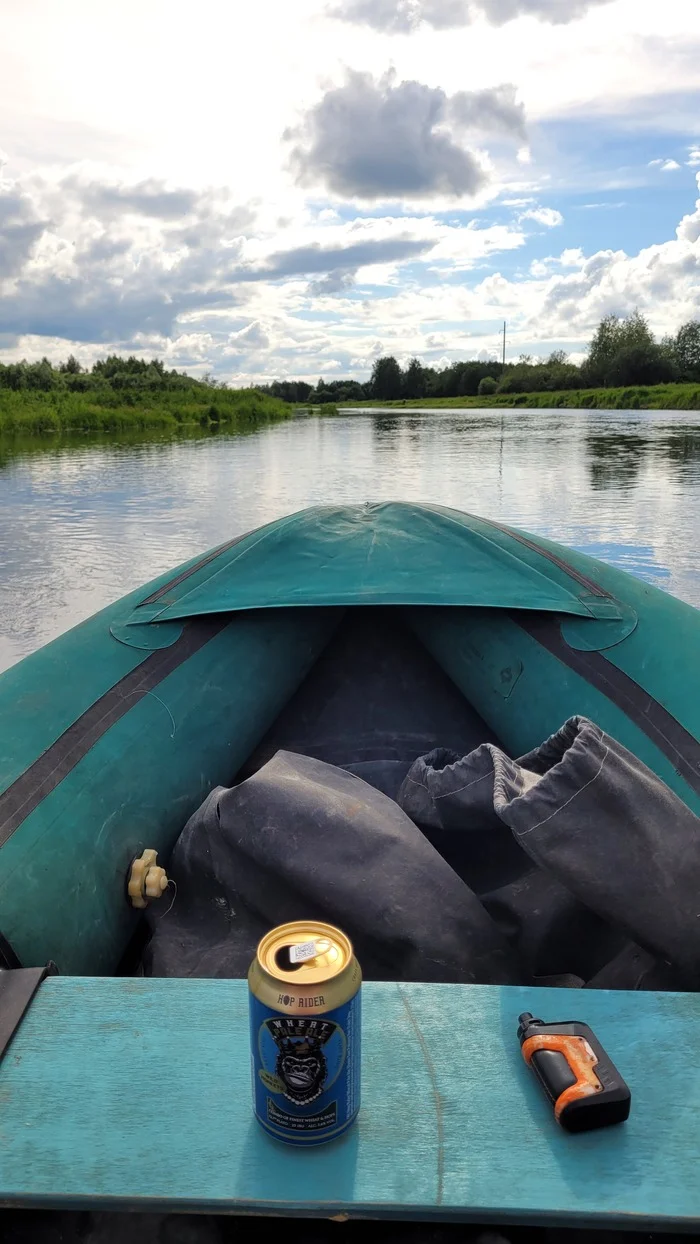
329,0,611,31
286,71,525,201
449,85,526,140
328,0,468,33
0,173,257,341
520,206,564,227
4,153,699,388
0,164,531,351
0,180,48,278
480,0,611,22
239,216,526,286
251,174,700,383
649,158,681,171
560,247,585,266
529,246,582,276
689,148,700,167
226,321,270,352
307,270,357,296
241,235,434,280
526,173,700,335
427,220,526,267
62,177,201,221
677,173,700,243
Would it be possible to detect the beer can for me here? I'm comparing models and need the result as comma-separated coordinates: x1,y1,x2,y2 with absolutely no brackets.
248,920,362,1145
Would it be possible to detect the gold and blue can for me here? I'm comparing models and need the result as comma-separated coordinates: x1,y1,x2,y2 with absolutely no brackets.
248,920,362,1144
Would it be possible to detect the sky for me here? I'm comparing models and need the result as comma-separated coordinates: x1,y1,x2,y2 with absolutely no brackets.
1,0,700,384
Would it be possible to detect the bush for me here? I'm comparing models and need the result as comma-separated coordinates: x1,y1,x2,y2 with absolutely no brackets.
478,376,498,396
606,344,677,388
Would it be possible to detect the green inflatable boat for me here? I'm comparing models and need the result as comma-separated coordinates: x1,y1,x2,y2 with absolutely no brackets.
1,500,699,977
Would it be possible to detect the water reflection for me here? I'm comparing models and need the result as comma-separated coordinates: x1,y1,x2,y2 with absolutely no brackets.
585,433,650,491
371,416,401,437
584,423,700,491
659,426,700,473
1,406,699,673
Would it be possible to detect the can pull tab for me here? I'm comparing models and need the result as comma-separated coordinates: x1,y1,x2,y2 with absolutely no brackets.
289,940,318,964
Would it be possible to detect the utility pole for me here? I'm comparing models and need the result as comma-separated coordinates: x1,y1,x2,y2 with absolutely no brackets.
502,321,506,370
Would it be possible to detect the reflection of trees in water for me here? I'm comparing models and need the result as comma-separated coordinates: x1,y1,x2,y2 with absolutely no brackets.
585,432,649,491
0,426,221,473
371,416,401,438
371,414,435,446
586,424,700,489
372,412,514,445
658,426,700,471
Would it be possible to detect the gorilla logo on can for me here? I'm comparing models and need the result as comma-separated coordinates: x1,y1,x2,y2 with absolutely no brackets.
265,1016,337,1105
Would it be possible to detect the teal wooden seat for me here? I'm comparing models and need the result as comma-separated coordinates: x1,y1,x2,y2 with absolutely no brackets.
1,977,698,1228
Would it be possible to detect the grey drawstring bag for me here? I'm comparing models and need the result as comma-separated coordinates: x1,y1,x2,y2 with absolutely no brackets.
145,749,519,985
398,717,700,987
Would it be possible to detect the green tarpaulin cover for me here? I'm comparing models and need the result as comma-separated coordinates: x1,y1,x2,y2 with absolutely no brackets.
126,502,624,626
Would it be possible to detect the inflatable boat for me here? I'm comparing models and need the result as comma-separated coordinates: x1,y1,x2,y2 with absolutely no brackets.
1,501,699,976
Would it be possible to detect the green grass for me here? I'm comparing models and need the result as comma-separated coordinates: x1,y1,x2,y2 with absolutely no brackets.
6,381,697,438
305,402,340,416
342,383,700,412
0,387,292,436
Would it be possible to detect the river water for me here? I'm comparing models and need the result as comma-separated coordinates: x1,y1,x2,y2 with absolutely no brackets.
1,406,699,673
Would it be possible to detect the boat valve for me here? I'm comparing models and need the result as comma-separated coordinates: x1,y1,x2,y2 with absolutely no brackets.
127,849,170,909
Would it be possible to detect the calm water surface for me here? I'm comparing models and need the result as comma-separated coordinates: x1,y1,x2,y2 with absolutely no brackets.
1,406,699,673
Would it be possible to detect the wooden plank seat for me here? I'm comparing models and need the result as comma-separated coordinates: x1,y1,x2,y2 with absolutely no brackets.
0,977,697,1230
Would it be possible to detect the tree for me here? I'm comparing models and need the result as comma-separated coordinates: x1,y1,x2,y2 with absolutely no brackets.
478,376,498,396
584,314,623,386
674,321,700,380
269,380,313,403
24,358,55,391
370,355,403,400
606,344,676,388
403,357,426,398
584,310,659,387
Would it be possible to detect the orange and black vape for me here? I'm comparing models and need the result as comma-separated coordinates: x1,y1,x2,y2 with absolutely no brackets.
517,1012,631,1133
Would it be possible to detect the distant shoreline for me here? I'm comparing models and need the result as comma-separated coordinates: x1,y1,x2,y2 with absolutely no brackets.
0,389,292,437
338,382,700,413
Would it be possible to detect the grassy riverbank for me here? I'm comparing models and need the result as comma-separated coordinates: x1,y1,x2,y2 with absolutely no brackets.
0,387,291,436
343,382,700,412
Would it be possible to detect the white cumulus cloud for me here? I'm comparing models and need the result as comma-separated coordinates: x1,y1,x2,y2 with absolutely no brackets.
520,206,564,227
330,0,612,31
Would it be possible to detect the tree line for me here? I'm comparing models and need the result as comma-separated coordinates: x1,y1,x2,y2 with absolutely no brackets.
3,313,699,405
262,313,700,405
0,354,226,395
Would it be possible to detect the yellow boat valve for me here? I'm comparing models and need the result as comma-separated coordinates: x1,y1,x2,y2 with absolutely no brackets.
127,849,170,909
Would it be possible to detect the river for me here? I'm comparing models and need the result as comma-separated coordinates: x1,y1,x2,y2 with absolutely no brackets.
1,406,699,673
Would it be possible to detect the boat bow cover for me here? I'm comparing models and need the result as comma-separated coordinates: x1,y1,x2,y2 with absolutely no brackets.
123,502,627,626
